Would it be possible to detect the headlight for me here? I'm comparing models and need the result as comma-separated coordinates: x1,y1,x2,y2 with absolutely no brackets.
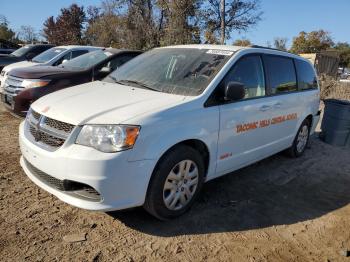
76,125,140,153
21,79,50,88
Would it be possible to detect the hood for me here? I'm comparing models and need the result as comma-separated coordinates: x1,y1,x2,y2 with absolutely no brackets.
31,81,186,125
9,65,72,79
0,55,22,66
2,61,37,73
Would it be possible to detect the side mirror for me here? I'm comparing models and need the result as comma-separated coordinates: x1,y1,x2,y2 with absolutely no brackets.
62,59,68,64
99,66,112,74
224,81,246,101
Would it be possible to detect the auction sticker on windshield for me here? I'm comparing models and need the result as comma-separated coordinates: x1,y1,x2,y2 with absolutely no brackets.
206,50,234,56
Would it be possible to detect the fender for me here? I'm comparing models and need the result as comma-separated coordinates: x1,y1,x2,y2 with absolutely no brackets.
292,89,320,137
128,105,220,179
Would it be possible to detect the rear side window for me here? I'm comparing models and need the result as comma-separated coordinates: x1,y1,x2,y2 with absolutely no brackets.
72,50,89,59
108,54,137,71
295,59,318,90
223,55,265,99
264,56,297,94
32,46,51,55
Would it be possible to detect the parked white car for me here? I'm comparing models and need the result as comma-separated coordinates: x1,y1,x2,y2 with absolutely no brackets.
0,45,101,88
19,45,320,219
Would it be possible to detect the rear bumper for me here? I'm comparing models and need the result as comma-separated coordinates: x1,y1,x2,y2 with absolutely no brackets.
19,122,157,211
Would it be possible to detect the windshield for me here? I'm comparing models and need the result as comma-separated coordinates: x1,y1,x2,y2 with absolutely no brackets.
32,47,66,63
10,46,31,57
106,48,232,96
59,50,113,70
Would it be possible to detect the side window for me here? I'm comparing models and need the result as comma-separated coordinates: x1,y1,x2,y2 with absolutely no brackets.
54,52,71,65
71,50,89,59
223,55,266,99
295,59,318,90
264,56,297,94
32,46,45,55
108,54,136,71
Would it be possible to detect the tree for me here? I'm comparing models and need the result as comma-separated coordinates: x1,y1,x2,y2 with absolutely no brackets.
273,37,287,51
232,38,251,46
18,25,37,43
290,30,334,54
159,0,201,46
334,42,350,68
85,3,123,47
203,0,262,45
42,4,86,45
85,0,202,49
0,15,16,41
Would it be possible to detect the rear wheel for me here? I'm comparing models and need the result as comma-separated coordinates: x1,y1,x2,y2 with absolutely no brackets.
287,118,311,157
144,145,205,220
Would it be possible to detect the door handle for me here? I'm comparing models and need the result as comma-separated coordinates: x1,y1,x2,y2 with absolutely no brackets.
259,105,272,111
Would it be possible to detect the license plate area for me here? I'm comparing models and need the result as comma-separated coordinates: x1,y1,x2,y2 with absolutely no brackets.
1,93,14,109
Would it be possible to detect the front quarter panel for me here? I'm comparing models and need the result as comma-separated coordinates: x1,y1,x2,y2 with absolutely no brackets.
128,101,219,180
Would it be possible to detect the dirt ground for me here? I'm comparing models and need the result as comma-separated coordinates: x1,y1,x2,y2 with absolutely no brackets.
1,103,350,262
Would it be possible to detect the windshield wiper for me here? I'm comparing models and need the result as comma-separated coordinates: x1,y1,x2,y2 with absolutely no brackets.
113,79,159,92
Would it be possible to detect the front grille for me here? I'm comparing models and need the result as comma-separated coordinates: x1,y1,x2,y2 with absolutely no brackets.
44,117,75,133
24,158,101,202
25,158,65,190
29,125,65,147
25,109,75,151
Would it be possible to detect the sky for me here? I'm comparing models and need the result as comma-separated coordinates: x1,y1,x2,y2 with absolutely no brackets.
1,0,349,47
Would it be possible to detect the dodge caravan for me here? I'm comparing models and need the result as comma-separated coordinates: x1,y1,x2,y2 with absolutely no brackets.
19,45,320,220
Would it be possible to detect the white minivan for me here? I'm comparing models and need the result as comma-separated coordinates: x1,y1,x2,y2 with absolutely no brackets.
19,45,320,220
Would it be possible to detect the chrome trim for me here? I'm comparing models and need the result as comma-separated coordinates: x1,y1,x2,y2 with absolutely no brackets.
24,110,75,151
4,75,24,95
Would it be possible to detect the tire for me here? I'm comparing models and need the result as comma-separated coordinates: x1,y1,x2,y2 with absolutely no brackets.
144,145,205,220
286,118,311,158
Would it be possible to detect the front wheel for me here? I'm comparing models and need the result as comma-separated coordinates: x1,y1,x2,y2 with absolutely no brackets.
287,118,311,157
144,145,205,220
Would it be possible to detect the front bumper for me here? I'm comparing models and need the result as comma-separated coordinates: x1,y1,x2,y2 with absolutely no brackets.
1,90,30,117
19,122,156,211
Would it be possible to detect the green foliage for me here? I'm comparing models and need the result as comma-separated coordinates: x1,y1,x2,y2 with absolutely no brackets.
232,39,251,46
0,15,16,41
40,0,262,49
290,30,334,54
85,0,202,50
334,42,350,68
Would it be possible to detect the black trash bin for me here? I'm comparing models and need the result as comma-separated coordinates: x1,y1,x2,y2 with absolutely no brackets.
320,99,350,148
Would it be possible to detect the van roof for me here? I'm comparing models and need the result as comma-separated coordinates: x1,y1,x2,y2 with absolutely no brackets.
160,44,308,63
160,44,246,52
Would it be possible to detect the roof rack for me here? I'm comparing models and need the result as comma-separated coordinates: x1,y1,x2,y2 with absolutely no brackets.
249,45,292,54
